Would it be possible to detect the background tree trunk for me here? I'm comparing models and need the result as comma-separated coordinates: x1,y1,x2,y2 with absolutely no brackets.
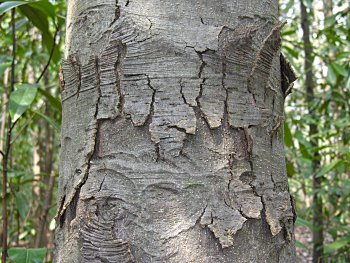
55,0,296,262
300,1,323,262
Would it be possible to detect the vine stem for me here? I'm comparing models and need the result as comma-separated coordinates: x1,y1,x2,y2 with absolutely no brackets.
1,8,16,263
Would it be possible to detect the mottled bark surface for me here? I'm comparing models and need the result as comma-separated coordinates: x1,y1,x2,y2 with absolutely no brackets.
55,0,296,262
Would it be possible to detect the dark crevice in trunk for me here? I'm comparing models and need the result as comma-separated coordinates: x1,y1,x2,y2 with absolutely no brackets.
114,42,127,114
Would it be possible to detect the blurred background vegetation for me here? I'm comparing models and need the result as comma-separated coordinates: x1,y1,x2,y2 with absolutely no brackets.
0,0,349,262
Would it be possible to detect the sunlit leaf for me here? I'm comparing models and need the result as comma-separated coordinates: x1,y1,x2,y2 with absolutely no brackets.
9,83,38,122
0,1,29,15
28,0,56,19
327,65,337,85
331,63,348,77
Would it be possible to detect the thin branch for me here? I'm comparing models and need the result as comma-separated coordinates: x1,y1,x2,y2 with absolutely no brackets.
10,26,60,145
36,27,60,84
2,8,16,263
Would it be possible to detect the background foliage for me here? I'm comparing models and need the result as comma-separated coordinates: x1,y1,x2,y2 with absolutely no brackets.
0,0,349,262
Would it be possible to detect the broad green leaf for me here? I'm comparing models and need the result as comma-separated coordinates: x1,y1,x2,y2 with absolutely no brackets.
56,14,66,27
331,63,348,77
299,143,312,160
9,83,38,122
324,239,350,254
28,0,55,19
42,31,60,64
19,4,60,63
283,45,299,59
15,191,29,219
327,65,337,85
316,160,343,178
0,1,29,15
295,217,313,230
286,161,295,178
284,122,294,148
15,17,28,30
38,88,62,111
8,247,47,263
19,4,49,34
32,110,61,132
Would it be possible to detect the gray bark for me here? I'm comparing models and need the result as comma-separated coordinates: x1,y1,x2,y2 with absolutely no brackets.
55,0,297,262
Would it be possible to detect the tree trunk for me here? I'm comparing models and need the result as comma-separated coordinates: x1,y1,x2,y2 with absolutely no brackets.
55,1,296,262
300,1,323,262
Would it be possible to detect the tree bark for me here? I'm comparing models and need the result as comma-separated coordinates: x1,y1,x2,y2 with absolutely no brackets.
55,1,296,262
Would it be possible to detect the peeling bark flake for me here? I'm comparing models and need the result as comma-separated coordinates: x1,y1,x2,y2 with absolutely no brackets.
262,191,294,236
280,53,297,97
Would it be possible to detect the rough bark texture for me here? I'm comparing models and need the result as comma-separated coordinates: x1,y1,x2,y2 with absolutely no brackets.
55,1,297,262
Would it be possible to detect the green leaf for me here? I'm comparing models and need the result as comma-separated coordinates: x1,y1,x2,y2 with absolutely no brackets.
324,239,350,254
0,62,11,77
38,88,61,112
0,1,29,15
286,161,295,178
327,65,337,85
8,247,47,263
331,63,348,77
283,45,299,59
295,217,313,230
19,4,49,34
295,240,309,251
42,31,60,64
316,159,343,178
15,17,28,30
9,83,38,123
28,0,55,20
299,143,312,160
15,191,29,219
32,110,61,132
19,3,60,63
56,14,66,27
284,122,294,148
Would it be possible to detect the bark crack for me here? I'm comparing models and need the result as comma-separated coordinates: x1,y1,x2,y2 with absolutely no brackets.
108,0,121,27
145,75,156,125
57,57,101,225
179,79,188,105
114,42,127,114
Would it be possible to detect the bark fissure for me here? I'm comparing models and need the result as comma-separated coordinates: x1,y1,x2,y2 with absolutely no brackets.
56,1,296,261
115,42,127,114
